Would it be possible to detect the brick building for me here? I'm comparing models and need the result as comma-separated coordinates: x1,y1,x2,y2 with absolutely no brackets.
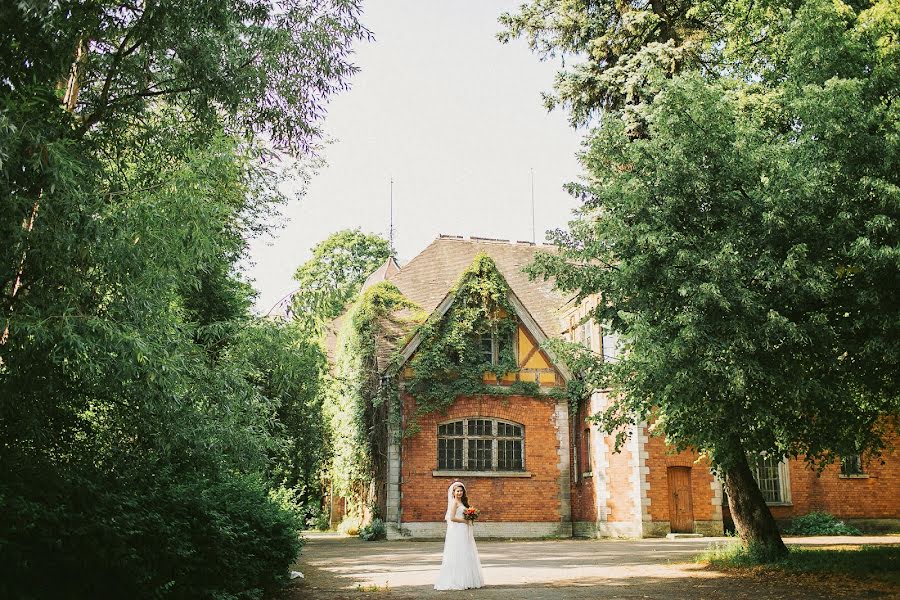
332,235,900,539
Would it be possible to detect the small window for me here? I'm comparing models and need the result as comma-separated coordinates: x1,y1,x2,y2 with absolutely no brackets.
840,454,864,476
477,330,515,365
581,427,592,474
480,335,494,363
751,456,790,504
581,319,593,350
436,418,525,471
601,324,620,361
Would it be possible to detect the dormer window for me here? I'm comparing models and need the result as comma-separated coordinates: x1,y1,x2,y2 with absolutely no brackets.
477,330,514,365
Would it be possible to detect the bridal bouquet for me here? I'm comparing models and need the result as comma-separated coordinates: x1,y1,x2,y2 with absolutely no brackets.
463,507,479,521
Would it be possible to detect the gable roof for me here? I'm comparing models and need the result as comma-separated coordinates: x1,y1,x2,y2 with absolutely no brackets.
388,236,568,340
324,235,571,374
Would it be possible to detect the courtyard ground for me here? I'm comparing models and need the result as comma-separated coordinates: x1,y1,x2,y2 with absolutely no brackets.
283,533,899,599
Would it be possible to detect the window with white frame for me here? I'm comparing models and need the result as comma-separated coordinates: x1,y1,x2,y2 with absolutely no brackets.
437,418,524,471
579,318,593,350
752,456,791,504
601,323,620,362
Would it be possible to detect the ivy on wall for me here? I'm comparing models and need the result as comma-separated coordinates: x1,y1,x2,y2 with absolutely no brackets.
403,254,553,429
325,254,573,510
325,282,422,509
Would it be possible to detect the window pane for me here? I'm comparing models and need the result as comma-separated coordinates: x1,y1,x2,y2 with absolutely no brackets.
841,455,863,475
498,439,522,470
438,438,463,470
468,419,491,436
480,335,493,363
468,439,492,470
754,457,782,503
497,331,514,361
439,421,463,437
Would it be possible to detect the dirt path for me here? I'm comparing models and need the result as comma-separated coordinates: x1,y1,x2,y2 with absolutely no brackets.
282,534,899,600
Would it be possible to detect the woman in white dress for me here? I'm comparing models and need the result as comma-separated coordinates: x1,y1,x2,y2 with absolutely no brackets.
434,481,485,590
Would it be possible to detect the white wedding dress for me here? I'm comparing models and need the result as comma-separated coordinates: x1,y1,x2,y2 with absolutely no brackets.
434,503,485,590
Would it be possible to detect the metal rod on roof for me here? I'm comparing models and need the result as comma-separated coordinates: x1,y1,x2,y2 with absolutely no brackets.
389,177,395,255
530,168,535,244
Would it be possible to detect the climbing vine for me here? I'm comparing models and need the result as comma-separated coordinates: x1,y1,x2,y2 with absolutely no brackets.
402,254,546,426
325,282,422,510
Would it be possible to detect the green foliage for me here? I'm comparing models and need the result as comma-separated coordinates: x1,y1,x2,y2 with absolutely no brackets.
290,229,391,334
405,254,524,420
326,282,422,503
785,512,862,536
231,320,327,507
506,0,899,553
510,0,900,469
0,465,301,600
1,0,367,596
359,518,386,541
699,543,899,582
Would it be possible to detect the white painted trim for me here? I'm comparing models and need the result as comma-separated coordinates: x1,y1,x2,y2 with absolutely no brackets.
395,291,456,367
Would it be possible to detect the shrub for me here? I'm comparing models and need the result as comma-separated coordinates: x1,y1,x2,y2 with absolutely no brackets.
0,465,303,600
359,518,385,541
785,511,862,536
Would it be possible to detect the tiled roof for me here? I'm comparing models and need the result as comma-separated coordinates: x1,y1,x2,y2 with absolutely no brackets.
324,236,569,370
389,236,567,340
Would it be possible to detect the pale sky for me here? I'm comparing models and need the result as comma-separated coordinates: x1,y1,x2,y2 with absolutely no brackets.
247,0,584,313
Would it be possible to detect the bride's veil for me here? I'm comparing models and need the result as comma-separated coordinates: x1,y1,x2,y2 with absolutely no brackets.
444,481,464,523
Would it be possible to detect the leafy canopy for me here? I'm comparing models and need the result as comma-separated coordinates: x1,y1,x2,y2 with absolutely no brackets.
290,228,391,333
504,0,900,470
1,0,368,595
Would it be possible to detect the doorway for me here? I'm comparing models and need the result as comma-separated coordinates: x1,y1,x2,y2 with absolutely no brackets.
667,466,695,533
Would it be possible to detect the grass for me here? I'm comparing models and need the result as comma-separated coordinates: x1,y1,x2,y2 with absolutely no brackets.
355,582,390,592
697,542,900,584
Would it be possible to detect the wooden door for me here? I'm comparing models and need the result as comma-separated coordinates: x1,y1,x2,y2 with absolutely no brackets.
667,467,694,533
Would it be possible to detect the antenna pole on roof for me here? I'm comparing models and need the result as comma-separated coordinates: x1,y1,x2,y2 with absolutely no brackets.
530,168,535,244
389,177,395,255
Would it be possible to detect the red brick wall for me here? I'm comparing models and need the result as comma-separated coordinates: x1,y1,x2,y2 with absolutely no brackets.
768,433,900,521
400,392,564,522
571,402,597,522
644,432,718,522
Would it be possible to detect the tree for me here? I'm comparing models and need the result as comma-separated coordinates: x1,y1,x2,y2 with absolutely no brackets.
290,229,391,333
0,1,368,595
504,0,899,557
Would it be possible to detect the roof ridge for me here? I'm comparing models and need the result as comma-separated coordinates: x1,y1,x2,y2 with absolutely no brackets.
436,234,547,247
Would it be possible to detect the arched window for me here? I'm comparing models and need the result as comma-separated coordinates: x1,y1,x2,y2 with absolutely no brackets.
437,418,524,472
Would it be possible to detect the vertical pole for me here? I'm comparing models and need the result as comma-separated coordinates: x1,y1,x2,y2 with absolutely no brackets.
389,177,394,254
531,168,536,244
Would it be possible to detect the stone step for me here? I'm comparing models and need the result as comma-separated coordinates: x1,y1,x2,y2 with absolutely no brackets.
666,533,704,540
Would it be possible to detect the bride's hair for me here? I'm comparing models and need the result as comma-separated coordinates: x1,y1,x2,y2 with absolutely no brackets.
452,482,470,508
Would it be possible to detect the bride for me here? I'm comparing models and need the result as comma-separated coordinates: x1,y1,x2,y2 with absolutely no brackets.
434,481,485,590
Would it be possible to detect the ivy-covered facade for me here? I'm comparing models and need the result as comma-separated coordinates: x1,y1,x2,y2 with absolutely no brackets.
325,236,900,540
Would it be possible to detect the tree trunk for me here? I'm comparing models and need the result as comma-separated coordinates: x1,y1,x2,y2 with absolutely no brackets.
723,443,788,560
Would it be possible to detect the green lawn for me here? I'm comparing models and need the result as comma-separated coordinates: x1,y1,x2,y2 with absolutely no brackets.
698,543,900,584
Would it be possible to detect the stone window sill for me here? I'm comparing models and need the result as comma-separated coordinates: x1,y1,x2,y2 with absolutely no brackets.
432,470,532,478
765,502,793,507
581,472,593,478
839,473,869,479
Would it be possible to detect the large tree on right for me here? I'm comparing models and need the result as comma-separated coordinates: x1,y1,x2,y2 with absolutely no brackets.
503,0,899,557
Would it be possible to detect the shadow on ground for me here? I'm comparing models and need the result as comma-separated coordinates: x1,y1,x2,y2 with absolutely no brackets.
281,534,900,600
